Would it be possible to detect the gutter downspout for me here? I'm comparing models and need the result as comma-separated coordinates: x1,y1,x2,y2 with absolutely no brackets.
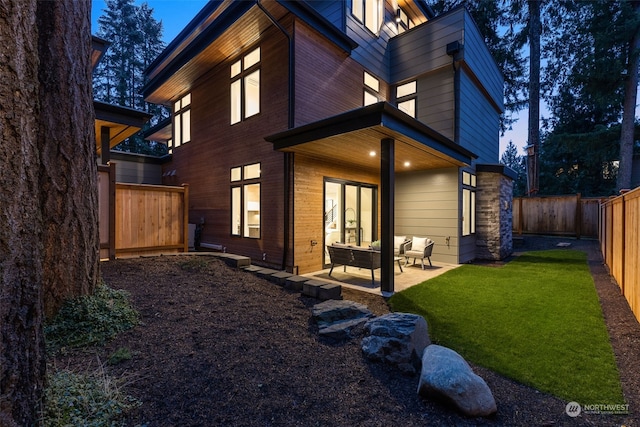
256,0,295,271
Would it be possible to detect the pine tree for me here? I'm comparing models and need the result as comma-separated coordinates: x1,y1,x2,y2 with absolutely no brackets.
93,0,168,155
500,140,527,196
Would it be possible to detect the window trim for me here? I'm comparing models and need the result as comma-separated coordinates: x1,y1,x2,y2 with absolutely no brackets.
171,93,191,152
230,47,261,125
396,80,417,118
351,0,382,34
230,162,262,239
461,171,477,237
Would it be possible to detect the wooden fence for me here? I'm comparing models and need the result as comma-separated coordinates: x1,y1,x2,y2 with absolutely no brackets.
513,194,604,238
600,187,640,324
98,164,189,259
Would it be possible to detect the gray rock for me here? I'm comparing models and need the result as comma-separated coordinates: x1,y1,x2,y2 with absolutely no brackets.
361,313,430,374
312,300,373,328
318,317,370,342
417,344,497,417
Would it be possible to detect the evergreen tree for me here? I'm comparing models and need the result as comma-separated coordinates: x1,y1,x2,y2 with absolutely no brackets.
500,140,527,196
540,1,639,195
93,0,168,155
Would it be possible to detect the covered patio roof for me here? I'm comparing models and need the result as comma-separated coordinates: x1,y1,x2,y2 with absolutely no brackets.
264,102,476,171
94,101,152,160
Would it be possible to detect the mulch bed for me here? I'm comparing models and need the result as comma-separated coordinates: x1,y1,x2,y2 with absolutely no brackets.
53,236,640,426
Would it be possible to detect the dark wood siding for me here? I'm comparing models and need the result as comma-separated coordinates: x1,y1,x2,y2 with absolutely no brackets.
162,25,290,267
293,154,380,274
294,21,364,125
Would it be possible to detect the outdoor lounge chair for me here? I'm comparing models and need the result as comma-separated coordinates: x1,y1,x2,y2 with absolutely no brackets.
405,237,434,269
393,235,411,259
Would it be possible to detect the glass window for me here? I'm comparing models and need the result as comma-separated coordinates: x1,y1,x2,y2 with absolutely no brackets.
364,72,379,91
398,99,415,117
352,0,380,34
396,80,417,118
231,167,242,182
243,163,261,179
397,81,416,98
396,7,413,34
364,91,378,106
244,70,260,118
230,47,261,124
173,93,191,148
461,171,476,236
231,163,261,238
363,71,380,106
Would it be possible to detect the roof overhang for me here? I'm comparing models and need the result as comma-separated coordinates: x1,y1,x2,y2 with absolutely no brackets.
265,102,477,171
94,101,152,153
143,0,356,105
144,117,172,142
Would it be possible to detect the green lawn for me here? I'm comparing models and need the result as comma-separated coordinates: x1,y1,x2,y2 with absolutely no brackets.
389,249,624,405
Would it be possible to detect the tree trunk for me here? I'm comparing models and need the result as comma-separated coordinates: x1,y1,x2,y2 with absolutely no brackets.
0,0,97,423
0,1,46,425
617,0,640,192
527,0,541,196
37,0,100,318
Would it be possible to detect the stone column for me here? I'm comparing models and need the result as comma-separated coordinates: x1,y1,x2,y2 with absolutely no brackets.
475,165,516,260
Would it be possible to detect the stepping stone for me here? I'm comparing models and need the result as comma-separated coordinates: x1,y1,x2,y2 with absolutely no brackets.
256,268,279,279
270,271,292,286
318,283,342,300
284,275,309,291
302,280,326,298
243,265,264,273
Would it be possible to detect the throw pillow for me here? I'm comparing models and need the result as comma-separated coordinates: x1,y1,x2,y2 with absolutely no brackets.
411,237,427,252
394,235,406,250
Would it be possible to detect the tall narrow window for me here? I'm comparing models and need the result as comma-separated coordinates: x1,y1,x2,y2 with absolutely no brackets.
461,171,476,236
231,47,260,124
231,163,261,238
352,0,381,34
363,71,380,106
172,93,191,150
396,80,417,117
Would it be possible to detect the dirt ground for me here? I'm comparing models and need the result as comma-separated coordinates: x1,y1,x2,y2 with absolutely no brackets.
53,236,640,426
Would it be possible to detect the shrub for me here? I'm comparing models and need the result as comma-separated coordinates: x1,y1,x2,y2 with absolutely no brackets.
42,365,138,427
45,283,139,352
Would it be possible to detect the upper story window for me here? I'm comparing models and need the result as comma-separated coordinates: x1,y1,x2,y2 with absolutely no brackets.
396,81,417,117
396,7,414,34
172,93,191,151
231,47,260,125
363,71,380,106
352,0,381,34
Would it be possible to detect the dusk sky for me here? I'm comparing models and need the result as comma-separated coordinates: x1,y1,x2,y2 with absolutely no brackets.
90,0,540,157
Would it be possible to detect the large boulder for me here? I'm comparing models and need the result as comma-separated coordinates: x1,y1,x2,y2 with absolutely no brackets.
418,345,497,417
361,313,430,374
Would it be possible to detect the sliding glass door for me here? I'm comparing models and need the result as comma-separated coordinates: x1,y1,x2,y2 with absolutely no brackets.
323,178,377,266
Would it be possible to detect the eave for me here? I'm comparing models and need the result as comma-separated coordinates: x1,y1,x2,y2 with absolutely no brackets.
265,102,476,171
143,0,356,105
94,101,152,153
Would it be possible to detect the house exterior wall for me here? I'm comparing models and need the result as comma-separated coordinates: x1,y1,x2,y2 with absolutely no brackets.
162,25,290,266
395,168,460,264
99,152,164,184
293,155,380,274
293,21,363,126
459,68,500,164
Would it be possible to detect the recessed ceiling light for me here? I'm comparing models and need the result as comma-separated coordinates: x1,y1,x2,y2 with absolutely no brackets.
404,161,411,167
369,151,377,157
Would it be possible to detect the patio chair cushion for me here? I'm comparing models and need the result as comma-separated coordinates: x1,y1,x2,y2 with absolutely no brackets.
394,235,407,251
411,237,428,252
